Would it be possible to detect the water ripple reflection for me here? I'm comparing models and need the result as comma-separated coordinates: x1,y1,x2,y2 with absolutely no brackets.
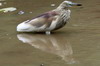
17,33,78,64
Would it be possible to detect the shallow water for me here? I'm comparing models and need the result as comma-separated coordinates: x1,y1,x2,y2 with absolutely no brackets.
0,0,100,66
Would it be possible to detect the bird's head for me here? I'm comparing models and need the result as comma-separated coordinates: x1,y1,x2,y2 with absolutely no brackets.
63,0,82,7
57,0,82,10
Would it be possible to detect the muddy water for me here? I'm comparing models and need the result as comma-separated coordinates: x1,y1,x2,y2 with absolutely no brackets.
0,0,100,66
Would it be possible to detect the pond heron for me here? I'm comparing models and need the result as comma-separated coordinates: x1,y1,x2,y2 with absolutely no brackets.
17,1,82,34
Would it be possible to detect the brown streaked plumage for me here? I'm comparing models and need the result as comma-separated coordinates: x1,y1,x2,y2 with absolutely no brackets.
17,1,82,34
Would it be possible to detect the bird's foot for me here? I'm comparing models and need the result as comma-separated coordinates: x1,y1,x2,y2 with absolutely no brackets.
45,31,51,35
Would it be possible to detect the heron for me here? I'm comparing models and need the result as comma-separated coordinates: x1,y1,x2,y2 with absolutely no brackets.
17,0,82,34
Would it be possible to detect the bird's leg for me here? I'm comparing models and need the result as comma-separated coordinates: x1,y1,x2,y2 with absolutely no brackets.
45,31,51,35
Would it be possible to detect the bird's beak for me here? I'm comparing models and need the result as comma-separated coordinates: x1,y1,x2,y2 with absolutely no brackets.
65,1,82,7
70,3,82,6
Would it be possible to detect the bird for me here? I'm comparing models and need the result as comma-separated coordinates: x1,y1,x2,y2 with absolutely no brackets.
17,0,82,34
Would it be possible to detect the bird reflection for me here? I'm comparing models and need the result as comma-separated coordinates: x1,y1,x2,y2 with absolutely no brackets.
17,33,77,64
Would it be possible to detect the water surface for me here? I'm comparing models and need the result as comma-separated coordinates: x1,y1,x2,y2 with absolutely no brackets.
0,0,100,66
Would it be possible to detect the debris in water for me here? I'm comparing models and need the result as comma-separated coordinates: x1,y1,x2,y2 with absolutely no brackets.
18,11,25,15
0,7,17,13
29,11,33,13
40,64,44,66
0,0,5,1
51,4,55,7
0,3,2,6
